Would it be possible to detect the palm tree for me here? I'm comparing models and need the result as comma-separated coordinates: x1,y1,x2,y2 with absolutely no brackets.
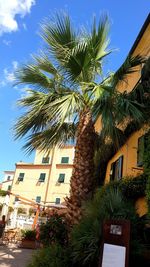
14,13,145,225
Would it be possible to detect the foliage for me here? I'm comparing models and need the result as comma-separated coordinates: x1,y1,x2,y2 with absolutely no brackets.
27,244,70,267
21,229,36,241
105,174,147,200
18,207,27,214
29,208,35,216
8,206,14,213
0,190,7,197
144,131,150,217
70,187,142,267
39,212,68,246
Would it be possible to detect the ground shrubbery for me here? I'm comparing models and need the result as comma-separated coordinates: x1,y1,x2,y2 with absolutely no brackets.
28,186,148,267
39,212,68,247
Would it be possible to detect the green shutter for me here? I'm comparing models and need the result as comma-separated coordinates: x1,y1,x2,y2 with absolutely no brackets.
61,157,69,163
39,173,46,182
55,198,60,204
18,173,24,181
137,136,145,167
36,196,41,203
42,157,50,164
58,173,65,183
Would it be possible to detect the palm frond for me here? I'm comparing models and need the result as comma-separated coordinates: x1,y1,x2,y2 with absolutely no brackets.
113,55,145,87
41,12,76,64
23,122,77,153
15,64,56,92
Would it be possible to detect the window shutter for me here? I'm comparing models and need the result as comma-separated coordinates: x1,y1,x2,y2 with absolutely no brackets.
42,157,50,164
118,155,123,180
39,173,46,182
61,157,69,164
18,173,24,181
36,196,41,203
55,198,60,204
58,173,65,183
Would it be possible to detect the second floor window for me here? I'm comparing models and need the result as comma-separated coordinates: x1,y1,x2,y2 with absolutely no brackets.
39,173,46,182
8,185,11,191
42,157,50,164
18,173,24,181
61,157,69,164
58,173,65,183
110,156,124,181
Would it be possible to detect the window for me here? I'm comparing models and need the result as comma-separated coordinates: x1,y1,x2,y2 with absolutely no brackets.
55,198,60,204
42,157,50,164
8,185,11,191
58,173,65,183
36,196,41,203
18,173,24,181
15,196,19,202
7,176,11,181
110,156,123,181
61,157,69,164
39,173,46,182
137,135,145,167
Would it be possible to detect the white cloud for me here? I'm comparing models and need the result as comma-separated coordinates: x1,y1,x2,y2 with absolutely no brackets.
3,39,12,46
0,61,18,87
0,0,35,35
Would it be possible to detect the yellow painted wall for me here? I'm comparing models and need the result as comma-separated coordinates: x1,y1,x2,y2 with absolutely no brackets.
9,145,74,209
102,20,150,216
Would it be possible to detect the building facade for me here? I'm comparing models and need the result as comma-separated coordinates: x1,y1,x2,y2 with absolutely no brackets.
101,14,150,216
7,145,74,211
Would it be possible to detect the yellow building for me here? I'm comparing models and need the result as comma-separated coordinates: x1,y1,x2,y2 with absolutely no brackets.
99,14,150,216
9,145,74,210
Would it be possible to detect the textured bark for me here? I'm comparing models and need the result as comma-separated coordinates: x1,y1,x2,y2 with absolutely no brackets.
66,108,95,225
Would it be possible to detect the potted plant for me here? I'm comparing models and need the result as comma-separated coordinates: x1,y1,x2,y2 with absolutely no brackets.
20,229,36,249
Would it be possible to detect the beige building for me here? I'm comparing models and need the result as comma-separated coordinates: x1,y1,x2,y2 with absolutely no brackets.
1,171,15,192
9,145,74,209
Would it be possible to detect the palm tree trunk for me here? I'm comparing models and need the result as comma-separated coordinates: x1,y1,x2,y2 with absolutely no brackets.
66,108,95,225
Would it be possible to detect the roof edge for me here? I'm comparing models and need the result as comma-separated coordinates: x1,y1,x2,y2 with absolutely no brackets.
129,13,150,55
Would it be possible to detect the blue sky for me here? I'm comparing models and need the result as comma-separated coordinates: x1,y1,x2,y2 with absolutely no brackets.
0,0,149,181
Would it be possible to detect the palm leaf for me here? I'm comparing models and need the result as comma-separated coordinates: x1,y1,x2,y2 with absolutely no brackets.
23,122,77,153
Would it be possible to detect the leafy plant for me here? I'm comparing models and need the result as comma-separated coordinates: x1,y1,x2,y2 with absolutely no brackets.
21,229,36,241
18,207,27,214
0,190,7,197
39,212,68,246
27,244,70,267
70,187,143,267
8,206,14,213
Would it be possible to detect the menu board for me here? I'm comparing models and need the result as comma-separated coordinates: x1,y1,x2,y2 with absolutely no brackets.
102,243,126,267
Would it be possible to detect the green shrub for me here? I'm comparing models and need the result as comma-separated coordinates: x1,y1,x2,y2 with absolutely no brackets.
21,229,36,241
27,244,70,267
105,175,147,200
0,190,7,197
39,212,68,247
70,187,143,267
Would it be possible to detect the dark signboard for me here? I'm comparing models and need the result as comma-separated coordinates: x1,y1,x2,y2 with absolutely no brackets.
99,220,130,267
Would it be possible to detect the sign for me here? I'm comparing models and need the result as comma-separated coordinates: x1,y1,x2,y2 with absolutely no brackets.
102,243,126,267
99,220,130,267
